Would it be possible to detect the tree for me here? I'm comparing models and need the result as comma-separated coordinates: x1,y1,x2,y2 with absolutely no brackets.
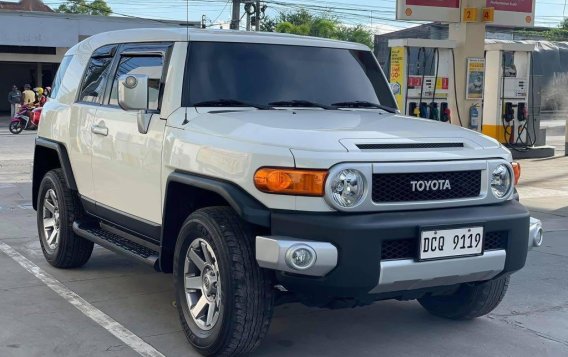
56,0,112,16
263,9,374,48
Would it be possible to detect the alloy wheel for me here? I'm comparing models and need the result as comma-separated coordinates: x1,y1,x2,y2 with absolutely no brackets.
184,238,222,331
42,189,61,250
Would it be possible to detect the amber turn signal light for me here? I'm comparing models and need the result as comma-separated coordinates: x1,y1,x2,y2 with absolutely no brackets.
254,168,328,196
512,162,521,185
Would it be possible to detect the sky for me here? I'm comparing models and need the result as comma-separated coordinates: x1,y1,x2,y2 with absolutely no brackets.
37,0,568,32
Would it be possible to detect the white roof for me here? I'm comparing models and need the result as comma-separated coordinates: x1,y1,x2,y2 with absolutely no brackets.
68,28,369,56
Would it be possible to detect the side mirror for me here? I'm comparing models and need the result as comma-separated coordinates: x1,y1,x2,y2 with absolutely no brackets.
118,74,152,134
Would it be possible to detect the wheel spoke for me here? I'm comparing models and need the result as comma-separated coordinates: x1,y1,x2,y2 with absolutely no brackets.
185,275,202,290
191,295,208,319
43,218,55,228
201,241,213,264
188,248,206,272
49,190,57,205
47,229,58,245
206,300,216,326
44,200,55,214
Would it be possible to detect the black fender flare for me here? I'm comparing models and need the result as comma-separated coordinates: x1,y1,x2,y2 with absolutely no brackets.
159,171,270,272
33,138,77,210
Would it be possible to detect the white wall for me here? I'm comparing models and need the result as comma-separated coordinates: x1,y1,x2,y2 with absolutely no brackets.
0,11,196,48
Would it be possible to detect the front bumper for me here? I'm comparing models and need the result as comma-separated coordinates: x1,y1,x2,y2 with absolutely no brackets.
262,200,530,299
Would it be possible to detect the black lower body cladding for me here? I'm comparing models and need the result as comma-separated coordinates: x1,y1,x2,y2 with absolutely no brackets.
270,200,530,299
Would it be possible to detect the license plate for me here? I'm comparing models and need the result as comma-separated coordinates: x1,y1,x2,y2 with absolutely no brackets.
420,227,484,260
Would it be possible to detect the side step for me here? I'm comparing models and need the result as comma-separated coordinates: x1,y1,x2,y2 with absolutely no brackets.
73,221,159,269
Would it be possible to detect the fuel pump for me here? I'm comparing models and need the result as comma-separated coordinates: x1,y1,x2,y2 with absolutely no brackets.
482,42,535,147
388,39,455,122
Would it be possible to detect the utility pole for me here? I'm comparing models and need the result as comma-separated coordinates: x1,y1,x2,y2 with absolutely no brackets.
230,0,240,30
255,1,261,31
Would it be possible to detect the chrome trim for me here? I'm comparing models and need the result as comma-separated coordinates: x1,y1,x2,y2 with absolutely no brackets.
324,159,514,212
255,236,338,277
369,250,506,294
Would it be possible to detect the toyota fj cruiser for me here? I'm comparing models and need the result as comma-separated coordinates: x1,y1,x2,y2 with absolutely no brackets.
33,28,543,356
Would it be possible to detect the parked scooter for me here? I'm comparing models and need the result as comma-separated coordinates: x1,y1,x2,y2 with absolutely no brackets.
9,106,42,135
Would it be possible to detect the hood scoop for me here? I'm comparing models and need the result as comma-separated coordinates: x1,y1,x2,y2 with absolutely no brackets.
356,142,464,150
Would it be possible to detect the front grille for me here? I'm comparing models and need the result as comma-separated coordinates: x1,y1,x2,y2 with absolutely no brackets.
372,170,482,203
381,239,417,260
357,143,464,150
484,231,508,251
381,231,507,261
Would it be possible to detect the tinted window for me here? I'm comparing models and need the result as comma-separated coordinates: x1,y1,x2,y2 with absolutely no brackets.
51,55,73,99
78,45,116,103
109,56,164,110
186,42,396,108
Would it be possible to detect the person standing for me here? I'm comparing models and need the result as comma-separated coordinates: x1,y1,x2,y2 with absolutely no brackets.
21,84,36,107
8,85,22,118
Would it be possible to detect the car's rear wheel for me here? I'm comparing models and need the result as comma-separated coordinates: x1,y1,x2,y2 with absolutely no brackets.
418,275,510,320
37,169,94,268
174,207,274,356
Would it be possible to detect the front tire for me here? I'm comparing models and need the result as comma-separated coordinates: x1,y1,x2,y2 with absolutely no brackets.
174,207,274,356
37,169,94,268
9,120,23,134
418,275,510,320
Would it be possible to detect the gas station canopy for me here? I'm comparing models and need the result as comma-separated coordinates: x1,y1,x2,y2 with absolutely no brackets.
396,0,536,27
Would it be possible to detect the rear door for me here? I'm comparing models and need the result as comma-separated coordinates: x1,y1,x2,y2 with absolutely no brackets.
91,43,172,239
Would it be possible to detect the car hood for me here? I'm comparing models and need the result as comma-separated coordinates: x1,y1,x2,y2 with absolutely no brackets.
189,109,501,152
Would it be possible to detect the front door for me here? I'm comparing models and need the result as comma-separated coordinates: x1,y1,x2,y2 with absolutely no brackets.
91,43,171,238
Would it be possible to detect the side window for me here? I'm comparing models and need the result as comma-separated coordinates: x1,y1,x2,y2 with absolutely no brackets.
50,55,73,99
78,45,116,103
109,56,164,111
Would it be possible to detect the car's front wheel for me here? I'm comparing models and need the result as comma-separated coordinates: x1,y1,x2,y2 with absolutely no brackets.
174,207,274,356
418,275,510,320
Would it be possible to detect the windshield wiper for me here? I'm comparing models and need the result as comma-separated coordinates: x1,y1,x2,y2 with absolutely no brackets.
269,100,337,110
193,99,273,110
332,101,397,113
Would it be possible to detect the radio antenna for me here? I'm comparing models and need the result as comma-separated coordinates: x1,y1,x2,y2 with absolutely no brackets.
186,0,190,41
183,0,190,126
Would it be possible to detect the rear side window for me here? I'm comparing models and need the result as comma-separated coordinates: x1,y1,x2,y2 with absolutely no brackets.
109,56,164,110
78,45,116,103
50,55,73,99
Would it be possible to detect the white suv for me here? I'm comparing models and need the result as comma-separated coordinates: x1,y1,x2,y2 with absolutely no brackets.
33,28,541,356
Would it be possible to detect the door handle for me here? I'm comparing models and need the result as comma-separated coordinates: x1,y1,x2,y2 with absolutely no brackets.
91,124,108,136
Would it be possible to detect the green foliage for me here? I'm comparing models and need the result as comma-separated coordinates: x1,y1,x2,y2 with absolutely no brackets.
516,19,568,41
56,0,112,16
263,9,374,48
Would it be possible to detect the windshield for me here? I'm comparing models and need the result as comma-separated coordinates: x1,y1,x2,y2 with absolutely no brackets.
184,42,397,109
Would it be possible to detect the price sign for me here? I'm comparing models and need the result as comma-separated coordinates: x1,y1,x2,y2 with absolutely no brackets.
482,7,495,22
463,7,478,22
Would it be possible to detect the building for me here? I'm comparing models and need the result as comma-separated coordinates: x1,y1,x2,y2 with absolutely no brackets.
0,0,53,12
0,1,199,113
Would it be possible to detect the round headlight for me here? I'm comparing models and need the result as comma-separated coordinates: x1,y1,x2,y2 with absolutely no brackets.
330,169,366,207
491,164,512,198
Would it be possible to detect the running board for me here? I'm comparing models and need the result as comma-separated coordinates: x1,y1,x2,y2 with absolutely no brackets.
73,221,159,269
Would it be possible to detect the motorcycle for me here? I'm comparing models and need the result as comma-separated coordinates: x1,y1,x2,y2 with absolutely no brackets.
9,106,42,135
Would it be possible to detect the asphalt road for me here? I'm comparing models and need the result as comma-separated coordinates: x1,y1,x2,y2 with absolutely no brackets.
0,116,567,357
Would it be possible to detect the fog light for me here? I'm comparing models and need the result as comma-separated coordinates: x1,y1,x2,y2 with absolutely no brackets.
534,228,544,247
285,245,317,271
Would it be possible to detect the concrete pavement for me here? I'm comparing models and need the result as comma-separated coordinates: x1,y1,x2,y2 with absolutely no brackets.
0,115,567,356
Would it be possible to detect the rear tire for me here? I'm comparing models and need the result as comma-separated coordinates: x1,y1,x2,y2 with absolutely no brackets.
418,275,510,320
174,207,274,356
9,121,23,134
37,169,94,268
